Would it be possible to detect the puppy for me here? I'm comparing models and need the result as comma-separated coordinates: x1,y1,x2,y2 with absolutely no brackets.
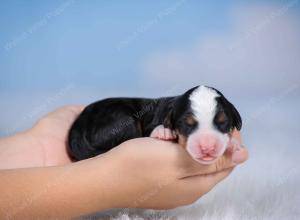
68,85,242,164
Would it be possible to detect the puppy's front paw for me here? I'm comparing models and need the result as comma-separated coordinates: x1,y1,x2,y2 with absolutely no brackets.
150,125,177,140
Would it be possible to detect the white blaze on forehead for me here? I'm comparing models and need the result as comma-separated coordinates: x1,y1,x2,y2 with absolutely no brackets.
189,86,220,128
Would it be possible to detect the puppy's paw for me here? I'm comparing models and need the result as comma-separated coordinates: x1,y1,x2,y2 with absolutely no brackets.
150,125,177,140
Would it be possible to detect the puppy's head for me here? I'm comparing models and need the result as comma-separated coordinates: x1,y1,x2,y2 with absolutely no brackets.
164,85,242,164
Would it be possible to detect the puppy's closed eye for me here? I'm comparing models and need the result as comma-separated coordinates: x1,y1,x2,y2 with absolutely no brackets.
185,114,197,126
215,111,227,124
215,111,231,133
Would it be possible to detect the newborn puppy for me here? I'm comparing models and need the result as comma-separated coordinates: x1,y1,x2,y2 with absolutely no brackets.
68,85,242,164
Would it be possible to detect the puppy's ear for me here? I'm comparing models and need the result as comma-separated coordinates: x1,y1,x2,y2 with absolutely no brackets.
227,101,242,130
218,95,242,130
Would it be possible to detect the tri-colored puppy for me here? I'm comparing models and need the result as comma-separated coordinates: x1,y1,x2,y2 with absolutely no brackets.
68,85,242,164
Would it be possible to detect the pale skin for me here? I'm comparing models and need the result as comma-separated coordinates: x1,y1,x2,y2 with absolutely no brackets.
0,106,248,219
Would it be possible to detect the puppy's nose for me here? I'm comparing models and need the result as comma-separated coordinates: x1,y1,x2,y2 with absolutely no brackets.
198,137,218,155
199,144,217,154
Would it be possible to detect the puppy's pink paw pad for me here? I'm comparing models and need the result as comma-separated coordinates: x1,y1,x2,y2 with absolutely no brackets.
150,125,176,140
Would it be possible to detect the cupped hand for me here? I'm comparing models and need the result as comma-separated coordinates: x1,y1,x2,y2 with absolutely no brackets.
94,131,248,210
30,105,85,166
0,104,248,211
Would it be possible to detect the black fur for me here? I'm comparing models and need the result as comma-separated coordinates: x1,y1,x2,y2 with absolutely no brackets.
212,88,242,132
68,97,175,160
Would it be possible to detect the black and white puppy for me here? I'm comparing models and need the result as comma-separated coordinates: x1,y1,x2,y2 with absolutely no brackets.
68,85,242,164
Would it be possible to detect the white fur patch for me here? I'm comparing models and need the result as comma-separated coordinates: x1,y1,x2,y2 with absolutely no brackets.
189,85,220,130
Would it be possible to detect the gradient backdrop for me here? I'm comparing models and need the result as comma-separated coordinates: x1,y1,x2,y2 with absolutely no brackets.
0,0,300,218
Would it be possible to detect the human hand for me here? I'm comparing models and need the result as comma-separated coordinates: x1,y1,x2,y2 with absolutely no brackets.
91,132,248,210
30,105,85,166
0,106,85,169
0,108,247,218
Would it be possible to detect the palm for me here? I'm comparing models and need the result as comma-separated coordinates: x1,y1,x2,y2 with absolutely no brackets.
32,106,84,166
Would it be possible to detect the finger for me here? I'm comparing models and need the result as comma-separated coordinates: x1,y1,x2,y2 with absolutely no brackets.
204,168,234,192
179,168,233,195
183,143,248,177
183,152,236,177
204,167,234,184
68,105,85,113
231,129,241,142
232,147,248,164
51,105,85,116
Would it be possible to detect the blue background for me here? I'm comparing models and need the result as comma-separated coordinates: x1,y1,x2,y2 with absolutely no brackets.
0,0,299,145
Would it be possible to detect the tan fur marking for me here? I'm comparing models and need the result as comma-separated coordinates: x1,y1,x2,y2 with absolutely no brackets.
176,129,187,148
216,111,226,123
185,115,197,126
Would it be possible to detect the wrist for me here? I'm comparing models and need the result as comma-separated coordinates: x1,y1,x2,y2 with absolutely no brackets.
0,130,44,169
75,152,127,210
